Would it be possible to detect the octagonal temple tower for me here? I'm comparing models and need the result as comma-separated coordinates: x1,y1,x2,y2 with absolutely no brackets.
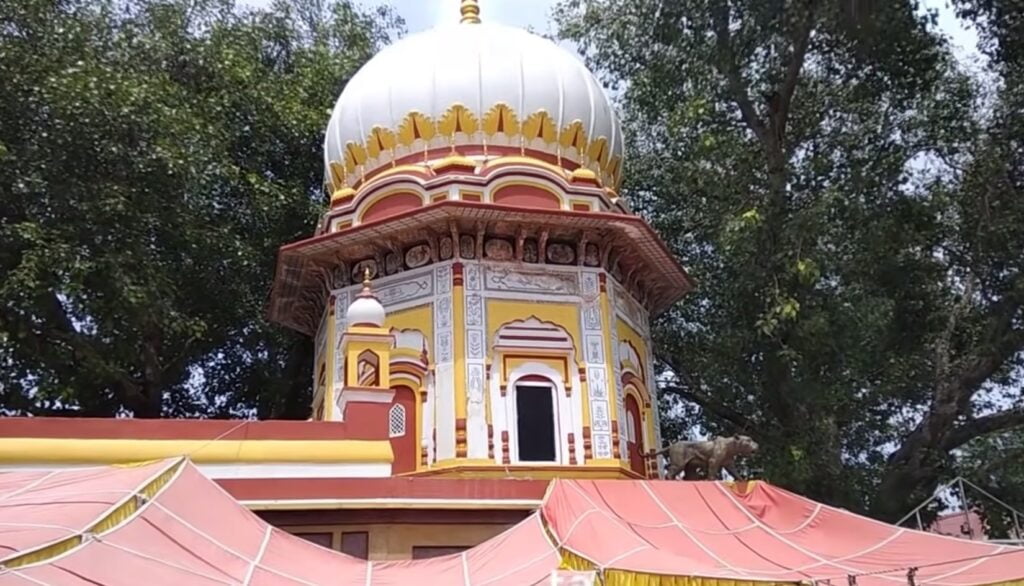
268,1,692,479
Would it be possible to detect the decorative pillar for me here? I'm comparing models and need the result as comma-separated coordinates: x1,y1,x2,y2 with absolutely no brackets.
335,271,395,421
452,262,468,458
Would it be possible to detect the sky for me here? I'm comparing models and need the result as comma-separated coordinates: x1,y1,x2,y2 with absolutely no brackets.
241,0,983,62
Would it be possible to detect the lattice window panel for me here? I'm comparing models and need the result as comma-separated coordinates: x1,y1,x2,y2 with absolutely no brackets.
388,404,406,438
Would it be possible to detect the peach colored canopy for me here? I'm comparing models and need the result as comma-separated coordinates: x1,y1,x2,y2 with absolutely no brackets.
0,460,560,585
542,478,1024,586
2,460,1023,585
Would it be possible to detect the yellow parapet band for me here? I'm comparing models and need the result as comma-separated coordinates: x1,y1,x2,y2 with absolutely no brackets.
0,438,393,464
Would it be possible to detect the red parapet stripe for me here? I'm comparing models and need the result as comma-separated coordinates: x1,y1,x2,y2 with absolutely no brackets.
218,476,550,503
0,418,371,441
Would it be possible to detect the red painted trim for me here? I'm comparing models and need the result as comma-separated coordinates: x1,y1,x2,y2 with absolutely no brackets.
0,418,373,441
259,509,530,526
219,476,550,502
492,184,561,210
408,465,643,479
331,194,355,208
455,418,467,458
361,192,423,223
331,165,607,218
583,426,593,460
280,201,693,301
354,146,579,188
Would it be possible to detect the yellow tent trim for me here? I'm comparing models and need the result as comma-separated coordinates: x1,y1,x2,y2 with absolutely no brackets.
559,549,1024,586
0,459,184,569
560,550,797,586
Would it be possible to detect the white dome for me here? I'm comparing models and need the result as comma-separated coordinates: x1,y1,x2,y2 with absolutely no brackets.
324,21,624,190
346,293,385,327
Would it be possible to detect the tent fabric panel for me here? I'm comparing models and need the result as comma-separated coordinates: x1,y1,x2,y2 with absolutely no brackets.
255,528,370,584
0,541,235,586
459,513,562,586
100,509,254,581
0,462,171,557
542,479,1024,586
148,464,273,560
361,513,560,586
0,460,560,586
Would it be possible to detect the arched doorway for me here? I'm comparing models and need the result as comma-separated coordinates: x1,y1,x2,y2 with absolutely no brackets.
514,382,557,463
389,386,417,473
624,393,645,476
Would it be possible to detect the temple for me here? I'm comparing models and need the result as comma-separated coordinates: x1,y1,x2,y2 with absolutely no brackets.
4,4,1023,584
0,0,691,560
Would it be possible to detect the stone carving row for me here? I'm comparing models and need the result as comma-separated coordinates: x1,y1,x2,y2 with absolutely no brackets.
322,222,650,304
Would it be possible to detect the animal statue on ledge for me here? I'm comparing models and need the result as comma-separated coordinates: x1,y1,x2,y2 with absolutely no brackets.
648,435,759,481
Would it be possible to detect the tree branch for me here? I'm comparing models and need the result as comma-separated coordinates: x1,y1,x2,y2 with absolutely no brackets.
947,296,1023,407
38,291,144,404
773,0,818,144
935,275,976,400
711,2,768,143
659,382,756,432
943,407,1024,451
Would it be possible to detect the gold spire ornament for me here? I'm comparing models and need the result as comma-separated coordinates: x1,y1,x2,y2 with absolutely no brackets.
460,0,481,24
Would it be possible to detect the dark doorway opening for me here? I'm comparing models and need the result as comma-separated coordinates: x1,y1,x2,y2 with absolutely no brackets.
516,384,556,462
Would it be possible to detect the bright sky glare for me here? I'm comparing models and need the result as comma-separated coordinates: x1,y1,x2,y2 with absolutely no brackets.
238,0,982,62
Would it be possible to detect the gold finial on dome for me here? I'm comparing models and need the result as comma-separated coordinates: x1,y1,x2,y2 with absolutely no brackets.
361,267,372,291
460,0,481,24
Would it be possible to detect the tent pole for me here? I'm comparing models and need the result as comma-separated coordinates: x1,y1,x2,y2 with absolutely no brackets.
958,478,974,539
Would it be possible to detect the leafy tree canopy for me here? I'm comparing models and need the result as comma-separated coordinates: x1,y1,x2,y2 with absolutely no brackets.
556,0,1023,521
0,0,401,418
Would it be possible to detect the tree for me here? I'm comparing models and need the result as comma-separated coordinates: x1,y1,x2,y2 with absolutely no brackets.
946,0,1024,533
556,0,1023,519
0,0,401,417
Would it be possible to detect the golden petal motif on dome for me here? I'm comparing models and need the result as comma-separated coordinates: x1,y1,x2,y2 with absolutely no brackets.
326,104,622,191
344,141,368,172
328,161,347,187
606,155,623,187
559,120,589,153
481,103,520,137
587,137,610,169
397,112,437,146
522,110,557,143
438,104,479,138
366,126,397,159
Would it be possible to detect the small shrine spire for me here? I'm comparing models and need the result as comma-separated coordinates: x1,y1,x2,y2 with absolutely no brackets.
460,0,481,24
346,267,386,327
360,267,373,294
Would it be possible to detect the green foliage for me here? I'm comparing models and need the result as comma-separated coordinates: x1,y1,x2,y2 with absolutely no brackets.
557,0,1023,520
0,0,401,417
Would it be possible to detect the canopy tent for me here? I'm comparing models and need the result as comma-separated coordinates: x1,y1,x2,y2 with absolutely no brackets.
543,478,1024,586
1,460,1022,586
0,460,560,585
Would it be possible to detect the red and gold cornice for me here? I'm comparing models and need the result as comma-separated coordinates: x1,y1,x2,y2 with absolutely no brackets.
326,104,624,193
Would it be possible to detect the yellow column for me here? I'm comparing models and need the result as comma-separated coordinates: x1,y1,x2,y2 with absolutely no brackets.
452,263,468,457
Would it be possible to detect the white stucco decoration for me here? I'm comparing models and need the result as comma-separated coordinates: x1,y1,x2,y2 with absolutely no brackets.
324,22,624,187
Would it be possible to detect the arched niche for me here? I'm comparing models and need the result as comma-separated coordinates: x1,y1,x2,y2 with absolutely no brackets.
491,183,562,210
359,191,423,223
489,317,582,466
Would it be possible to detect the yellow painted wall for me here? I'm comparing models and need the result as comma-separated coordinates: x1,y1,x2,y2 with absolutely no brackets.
616,318,657,453
485,299,582,363
284,523,512,561
615,318,649,383
386,304,433,354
